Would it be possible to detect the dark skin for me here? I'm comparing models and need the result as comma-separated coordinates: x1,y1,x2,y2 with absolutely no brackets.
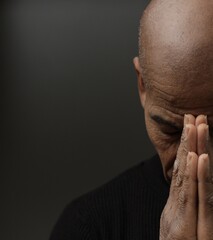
134,0,213,239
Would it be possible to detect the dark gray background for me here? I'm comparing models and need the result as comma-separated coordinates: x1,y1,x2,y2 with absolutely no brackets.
1,1,155,239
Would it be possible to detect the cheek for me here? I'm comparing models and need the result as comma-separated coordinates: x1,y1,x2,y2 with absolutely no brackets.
145,119,180,181
158,143,179,181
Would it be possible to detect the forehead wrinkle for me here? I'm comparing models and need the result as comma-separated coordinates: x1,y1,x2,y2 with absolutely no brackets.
159,98,213,116
148,81,213,115
145,47,213,104
149,84,177,104
148,104,184,128
147,75,186,103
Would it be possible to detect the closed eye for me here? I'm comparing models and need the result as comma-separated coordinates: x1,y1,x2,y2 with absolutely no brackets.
162,128,182,136
150,114,182,132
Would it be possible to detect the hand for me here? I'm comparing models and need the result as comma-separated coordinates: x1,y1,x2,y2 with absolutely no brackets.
160,114,198,240
160,114,213,240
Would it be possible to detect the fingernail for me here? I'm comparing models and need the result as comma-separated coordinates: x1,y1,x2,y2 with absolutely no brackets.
200,153,209,163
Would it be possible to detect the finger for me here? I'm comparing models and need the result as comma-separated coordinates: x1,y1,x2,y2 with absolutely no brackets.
198,154,213,238
198,154,213,217
195,114,207,127
171,123,196,191
197,123,209,155
198,154,211,184
166,117,198,239
162,152,198,240
169,152,198,227
187,124,197,152
197,121,213,176
182,152,198,209
181,152,198,212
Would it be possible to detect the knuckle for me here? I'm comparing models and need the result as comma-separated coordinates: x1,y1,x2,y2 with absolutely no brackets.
178,189,188,207
172,165,178,178
180,132,185,143
180,146,188,157
177,187,195,211
176,146,188,164
176,174,183,187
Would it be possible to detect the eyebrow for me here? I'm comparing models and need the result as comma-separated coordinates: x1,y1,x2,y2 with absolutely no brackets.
150,114,181,131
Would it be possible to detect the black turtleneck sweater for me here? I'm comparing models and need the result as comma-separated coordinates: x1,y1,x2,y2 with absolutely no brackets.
49,155,170,240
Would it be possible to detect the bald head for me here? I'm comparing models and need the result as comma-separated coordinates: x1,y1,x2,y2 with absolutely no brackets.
139,0,213,87
135,0,213,181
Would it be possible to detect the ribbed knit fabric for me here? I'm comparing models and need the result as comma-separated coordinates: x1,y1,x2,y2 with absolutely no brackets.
49,155,170,240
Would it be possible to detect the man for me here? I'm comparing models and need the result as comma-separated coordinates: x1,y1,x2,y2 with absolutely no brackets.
50,0,213,239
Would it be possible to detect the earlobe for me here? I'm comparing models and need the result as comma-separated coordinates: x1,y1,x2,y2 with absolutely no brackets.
133,57,146,108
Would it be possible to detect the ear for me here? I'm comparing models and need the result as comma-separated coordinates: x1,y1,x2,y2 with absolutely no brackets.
133,57,146,108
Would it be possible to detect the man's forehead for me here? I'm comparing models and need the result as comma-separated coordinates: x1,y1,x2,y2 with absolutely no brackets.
148,82,213,118
145,45,213,109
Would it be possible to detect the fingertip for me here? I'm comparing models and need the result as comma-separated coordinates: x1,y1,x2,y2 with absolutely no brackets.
185,152,198,182
188,151,198,160
184,114,195,125
195,115,208,127
198,153,209,165
197,123,208,131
